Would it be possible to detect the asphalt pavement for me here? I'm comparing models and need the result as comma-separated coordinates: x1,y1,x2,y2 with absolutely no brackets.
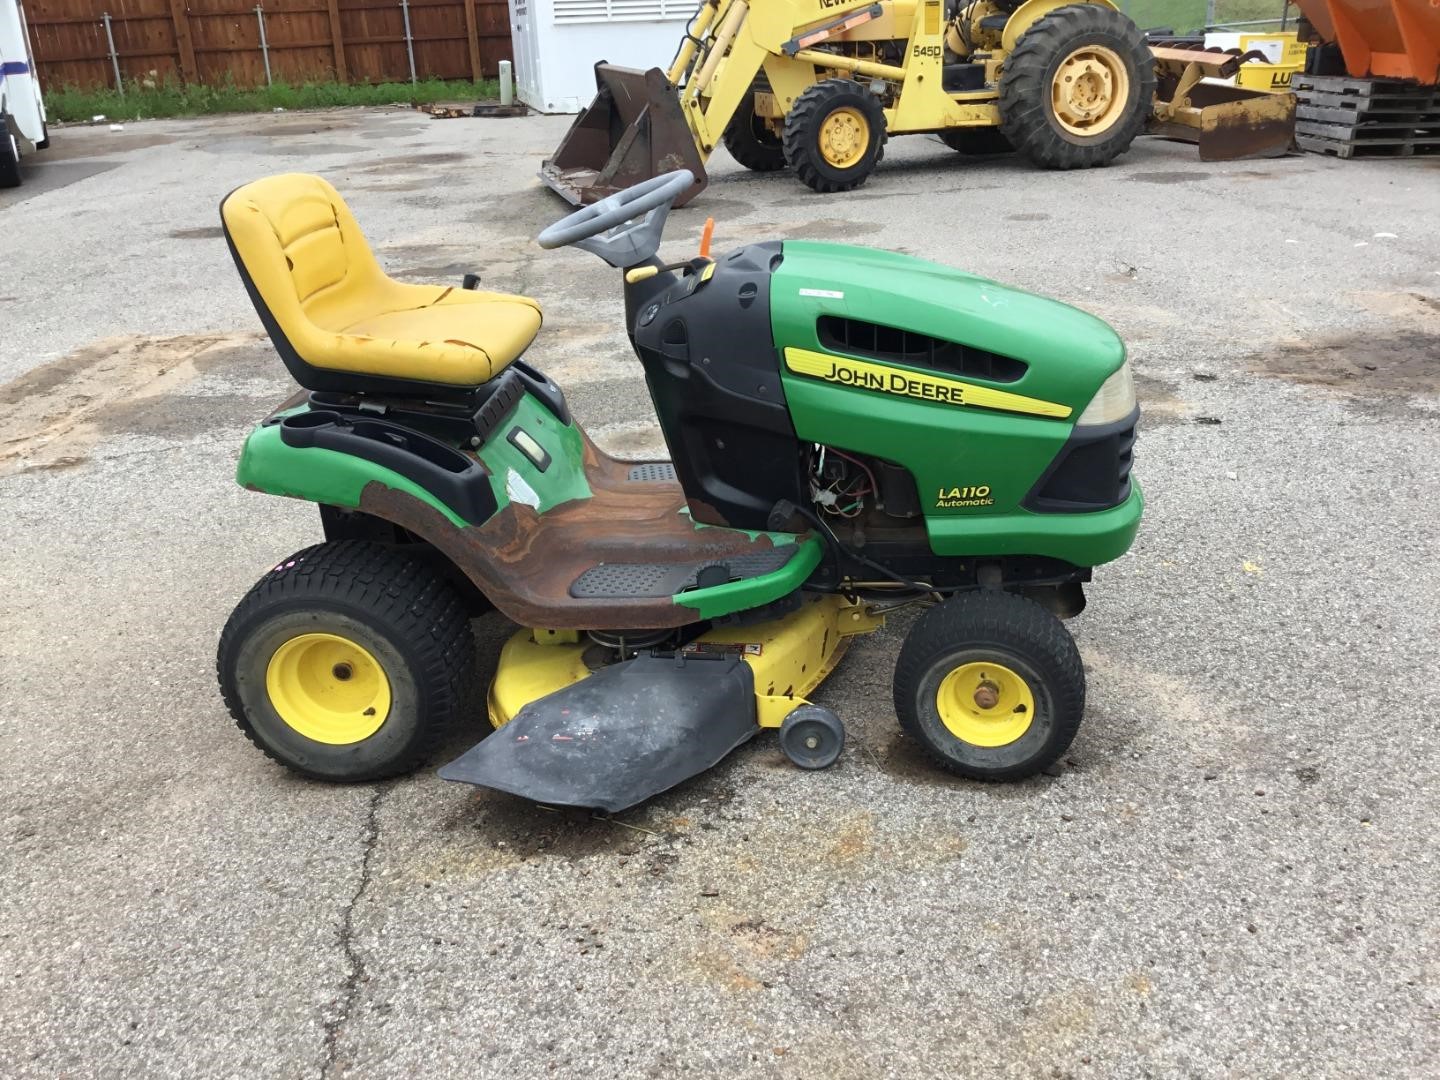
2,108,1437,1078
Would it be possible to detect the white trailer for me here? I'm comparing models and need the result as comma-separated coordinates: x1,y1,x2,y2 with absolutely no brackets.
1,0,47,188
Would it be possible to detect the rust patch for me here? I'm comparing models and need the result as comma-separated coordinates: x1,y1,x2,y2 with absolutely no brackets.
358,432,791,630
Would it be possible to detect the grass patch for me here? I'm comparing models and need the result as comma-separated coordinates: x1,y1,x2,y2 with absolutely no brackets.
46,78,501,124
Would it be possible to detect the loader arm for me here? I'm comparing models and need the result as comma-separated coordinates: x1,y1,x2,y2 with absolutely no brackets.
678,0,775,154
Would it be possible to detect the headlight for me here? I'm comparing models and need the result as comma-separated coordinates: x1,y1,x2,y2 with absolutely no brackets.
1076,361,1136,426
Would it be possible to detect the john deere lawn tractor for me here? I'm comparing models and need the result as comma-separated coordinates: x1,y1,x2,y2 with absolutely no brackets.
216,169,1141,811
543,0,1157,204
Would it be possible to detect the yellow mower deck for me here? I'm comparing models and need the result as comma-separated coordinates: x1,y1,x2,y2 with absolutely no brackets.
488,594,884,730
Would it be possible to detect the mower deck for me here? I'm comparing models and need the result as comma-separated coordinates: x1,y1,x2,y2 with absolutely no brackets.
442,594,883,810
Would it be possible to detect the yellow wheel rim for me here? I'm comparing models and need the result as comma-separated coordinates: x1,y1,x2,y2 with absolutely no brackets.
1051,44,1130,137
818,107,870,169
265,633,391,745
936,661,1035,748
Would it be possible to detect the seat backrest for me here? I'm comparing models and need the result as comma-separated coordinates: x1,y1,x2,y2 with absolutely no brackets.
221,173,390,387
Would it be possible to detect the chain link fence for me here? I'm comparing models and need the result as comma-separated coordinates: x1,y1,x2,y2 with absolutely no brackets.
1121,0,1297,34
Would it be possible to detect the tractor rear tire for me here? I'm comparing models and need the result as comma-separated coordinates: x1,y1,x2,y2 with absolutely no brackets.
939,128,1014,155
217,540,476,782
783,79,887,194
998,4,1155,169
723,90,788,172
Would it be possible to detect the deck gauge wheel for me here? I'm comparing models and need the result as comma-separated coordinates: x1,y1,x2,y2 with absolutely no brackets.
779,704,846,770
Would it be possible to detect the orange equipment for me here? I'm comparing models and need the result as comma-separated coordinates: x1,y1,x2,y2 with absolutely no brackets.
1291,0,1440,84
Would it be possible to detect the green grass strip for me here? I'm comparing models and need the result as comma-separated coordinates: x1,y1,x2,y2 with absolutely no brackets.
45,77,501,124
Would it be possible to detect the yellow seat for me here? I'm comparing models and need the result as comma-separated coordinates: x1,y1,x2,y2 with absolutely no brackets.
221,173,541,389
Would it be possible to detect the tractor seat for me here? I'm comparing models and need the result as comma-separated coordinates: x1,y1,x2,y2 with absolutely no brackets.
221,173,542,394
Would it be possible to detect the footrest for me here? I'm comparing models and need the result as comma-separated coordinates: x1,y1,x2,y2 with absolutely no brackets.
627,462,677,482
569,549,794,599
437,652,758,812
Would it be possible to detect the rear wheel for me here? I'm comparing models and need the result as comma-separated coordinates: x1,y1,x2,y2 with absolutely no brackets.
998,4,1155,169
939,128,1014,155
783,79,887,194
893,591,1084,781
0,130,21,189
723,89,788,172
217,540,476,782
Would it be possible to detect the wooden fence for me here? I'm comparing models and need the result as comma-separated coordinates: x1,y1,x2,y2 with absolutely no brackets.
25,0,514,91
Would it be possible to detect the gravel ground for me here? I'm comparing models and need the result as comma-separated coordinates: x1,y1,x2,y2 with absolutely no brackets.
2,109,1438,1079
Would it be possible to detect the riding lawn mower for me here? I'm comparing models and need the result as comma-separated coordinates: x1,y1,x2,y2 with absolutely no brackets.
216,168,1141,811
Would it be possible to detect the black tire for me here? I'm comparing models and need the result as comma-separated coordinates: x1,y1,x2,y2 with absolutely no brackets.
0,130,22,189
998,4,1155,169
779,705,845,770
893,591,1084,781
217,540,476,782
939,128,1014,155
722,90,788,172
782,79,887,194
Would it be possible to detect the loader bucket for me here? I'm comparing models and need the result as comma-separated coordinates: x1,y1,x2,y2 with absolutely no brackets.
1148,47,1296,160
540,64,708,208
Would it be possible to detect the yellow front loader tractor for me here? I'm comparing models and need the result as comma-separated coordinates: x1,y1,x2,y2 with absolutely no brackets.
543,0,1157,204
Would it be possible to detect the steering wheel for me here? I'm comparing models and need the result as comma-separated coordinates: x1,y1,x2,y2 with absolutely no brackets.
536,170,694,268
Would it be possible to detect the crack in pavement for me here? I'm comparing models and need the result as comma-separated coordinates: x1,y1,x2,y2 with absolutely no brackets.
320,784,387,1078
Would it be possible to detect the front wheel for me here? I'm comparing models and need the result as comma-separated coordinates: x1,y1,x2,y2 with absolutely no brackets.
892,591,1085,781
217,540,476,782
783,79,887,194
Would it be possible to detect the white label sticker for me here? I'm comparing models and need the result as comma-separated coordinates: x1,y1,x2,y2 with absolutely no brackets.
505,469,540,508
799,288,844,299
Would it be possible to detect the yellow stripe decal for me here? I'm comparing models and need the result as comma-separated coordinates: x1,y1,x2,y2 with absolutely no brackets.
783,348,1072,419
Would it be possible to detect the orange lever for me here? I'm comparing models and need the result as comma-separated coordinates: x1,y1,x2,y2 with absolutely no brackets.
699,216,715,259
